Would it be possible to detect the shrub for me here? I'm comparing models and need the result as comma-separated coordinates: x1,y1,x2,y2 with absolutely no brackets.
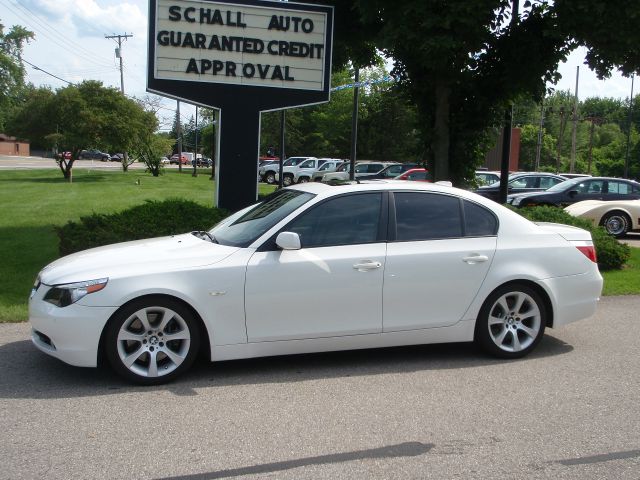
56,199,229,256
514,205,630,271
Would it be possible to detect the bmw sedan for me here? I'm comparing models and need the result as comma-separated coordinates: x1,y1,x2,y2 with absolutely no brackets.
30,182,603,384
509,176,640,208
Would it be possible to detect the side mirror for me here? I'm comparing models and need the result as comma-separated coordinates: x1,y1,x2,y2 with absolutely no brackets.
568,190,578,198
276,232,301,250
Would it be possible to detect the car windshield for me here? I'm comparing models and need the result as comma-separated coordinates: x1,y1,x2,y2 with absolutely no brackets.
546,178,581,192
209,189,315,247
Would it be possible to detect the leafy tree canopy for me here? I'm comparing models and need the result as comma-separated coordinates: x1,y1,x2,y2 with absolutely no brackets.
0,21,34,130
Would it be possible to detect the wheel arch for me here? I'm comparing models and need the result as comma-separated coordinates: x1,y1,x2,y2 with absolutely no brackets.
97,293,211,366
474,279,555,337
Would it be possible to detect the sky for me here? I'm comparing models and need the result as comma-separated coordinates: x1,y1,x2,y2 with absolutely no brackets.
1,0,636,131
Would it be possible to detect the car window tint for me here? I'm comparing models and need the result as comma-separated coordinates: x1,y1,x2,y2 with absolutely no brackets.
368,164,384,172
464,200,498,236
394,192,462,241
385,165,403,177
299,160,314,168
510,177,528,188
286,193,382,248
407,172,428,181
607,181,630,194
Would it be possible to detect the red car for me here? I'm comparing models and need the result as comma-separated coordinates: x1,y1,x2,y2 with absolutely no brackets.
170,154,188,165
393,168,431,182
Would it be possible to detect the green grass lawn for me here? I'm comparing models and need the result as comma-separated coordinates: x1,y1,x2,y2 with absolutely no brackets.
0,168,637,323
0,168,275,322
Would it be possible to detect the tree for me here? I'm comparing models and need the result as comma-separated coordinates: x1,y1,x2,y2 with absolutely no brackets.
322,1,640,183
7,81,159,180
0,21,34,131
132,132,174,177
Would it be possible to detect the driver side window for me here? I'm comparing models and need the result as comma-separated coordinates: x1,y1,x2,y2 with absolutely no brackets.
285,194,382,248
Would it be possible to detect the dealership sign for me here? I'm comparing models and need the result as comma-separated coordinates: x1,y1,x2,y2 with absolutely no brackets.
147,0,334,212
148,0,334,110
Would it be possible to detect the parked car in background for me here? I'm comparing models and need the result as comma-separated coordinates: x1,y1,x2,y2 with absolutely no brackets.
260,156,315,184
29,181,602,384
277,158,333,186
475,171,501,186
79,149,110,161
358,163,420,180
475,172,566,202
321,161,398,183
110,153,124,162
565,199,640,238
509,177,640,208
293,158,343,183
393,168,431,182
170,154,188,165
160,157,170,165
312,161,345,182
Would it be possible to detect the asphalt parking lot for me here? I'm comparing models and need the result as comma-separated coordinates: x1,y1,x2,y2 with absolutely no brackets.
1,296,639,479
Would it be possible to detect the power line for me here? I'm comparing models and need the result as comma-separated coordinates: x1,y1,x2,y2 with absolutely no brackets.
22,57,73,85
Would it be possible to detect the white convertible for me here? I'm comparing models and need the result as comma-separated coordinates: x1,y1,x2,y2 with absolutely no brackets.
30,181,603,384
565,198,640,238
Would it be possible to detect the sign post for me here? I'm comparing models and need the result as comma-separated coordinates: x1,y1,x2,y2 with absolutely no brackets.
148,0,334,211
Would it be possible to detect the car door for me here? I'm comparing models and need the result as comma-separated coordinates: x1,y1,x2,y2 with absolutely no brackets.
383,192,498,331
562,179,605,205
245,192,386,342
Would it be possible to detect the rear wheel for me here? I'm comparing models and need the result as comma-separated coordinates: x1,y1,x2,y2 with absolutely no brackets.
105,297,200,385
283,174,294,187
298,176,309,183
475,284,546,358
601,211,630,238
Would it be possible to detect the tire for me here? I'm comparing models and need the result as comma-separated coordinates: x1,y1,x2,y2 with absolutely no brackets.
265,172,276,184
475,283,546,359
104,296,201,385
298,176,309,183
283,174,294,187
600,211,630,238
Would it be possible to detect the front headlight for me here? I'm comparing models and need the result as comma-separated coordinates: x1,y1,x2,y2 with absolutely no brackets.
43,278,108,307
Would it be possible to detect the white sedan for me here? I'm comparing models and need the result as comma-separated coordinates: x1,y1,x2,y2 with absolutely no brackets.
565,199,640,238
30,181,603,384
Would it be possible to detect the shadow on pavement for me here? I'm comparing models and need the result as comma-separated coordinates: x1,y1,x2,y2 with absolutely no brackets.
0,332,573,400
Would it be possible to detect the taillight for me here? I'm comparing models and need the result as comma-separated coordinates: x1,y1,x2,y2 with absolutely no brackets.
577,245,597,263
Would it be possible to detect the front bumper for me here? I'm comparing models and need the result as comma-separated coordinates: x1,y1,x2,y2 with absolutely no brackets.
29,291,118,367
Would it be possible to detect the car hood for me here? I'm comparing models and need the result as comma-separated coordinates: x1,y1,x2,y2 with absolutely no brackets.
39,233,239,285
507,190,548,200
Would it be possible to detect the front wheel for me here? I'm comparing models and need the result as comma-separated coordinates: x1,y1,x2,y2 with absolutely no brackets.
475,284,546,358
283,175,294,186
298,176,309,183
105,297,200,385
601,211,630,238
265,172,276,184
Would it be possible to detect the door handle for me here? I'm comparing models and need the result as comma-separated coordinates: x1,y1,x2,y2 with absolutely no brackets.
353,261,382,271
462,255,489,264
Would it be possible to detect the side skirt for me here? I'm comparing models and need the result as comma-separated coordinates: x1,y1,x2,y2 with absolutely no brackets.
211,320,475,362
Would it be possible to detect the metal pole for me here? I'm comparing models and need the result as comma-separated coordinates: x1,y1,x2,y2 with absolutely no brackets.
278,110,285,188
177,100,182,173
625,75,635,178
570,66,579,173
350,68,360,181
535,99,544,171
193,105,198,177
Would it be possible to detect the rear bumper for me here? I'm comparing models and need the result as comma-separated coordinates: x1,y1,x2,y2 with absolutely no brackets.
541,269,603,328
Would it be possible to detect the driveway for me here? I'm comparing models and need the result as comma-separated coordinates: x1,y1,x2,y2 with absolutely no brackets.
1,296,639,479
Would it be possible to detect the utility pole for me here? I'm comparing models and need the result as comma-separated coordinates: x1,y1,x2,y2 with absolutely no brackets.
193,106,198,177
105,33,133,94
570,66,579,173
498,0,519,203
